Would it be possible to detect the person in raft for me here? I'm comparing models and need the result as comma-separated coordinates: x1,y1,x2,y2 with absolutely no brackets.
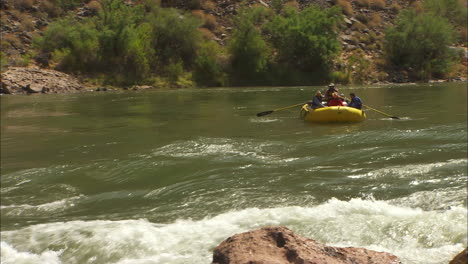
324,83,338,101
347,93,363,109
328,92,345,106
309,91,325,109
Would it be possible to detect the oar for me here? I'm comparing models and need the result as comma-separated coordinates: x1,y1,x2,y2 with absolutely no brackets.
363,104,400,119
341,96,400,119
256,102,307,117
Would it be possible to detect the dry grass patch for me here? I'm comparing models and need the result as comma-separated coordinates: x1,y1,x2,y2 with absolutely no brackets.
87,1,101,15
2,34,22,48
13,0,34,10
192,9,205,20
39,0,63,18
368,13,382,27
284,0,300,10
204,13,217,30
192,10,217,31
369,0,385,10
198,28,216,40
201,0,216,11
19,15,36,31
356,13,368,24
410,1,423,13
335,0,353,16
351,20,367,31
356,0,370,7
389,3,402,14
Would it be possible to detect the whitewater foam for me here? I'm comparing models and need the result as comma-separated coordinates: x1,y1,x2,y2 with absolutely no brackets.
1,198,465,264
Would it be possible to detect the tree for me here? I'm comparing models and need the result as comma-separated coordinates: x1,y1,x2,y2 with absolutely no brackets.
193,41,227,87
384,9,457,79
265,5,342,73
228,6,271,85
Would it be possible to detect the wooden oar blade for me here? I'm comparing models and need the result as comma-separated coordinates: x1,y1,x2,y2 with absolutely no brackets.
256,110,274,117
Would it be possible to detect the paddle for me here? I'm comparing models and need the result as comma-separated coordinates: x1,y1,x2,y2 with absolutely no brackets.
256,102,307,117
342,96,400,119
363,104,400,119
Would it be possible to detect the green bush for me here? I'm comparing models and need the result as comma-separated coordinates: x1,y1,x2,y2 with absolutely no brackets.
228,6,271,85
146,8,202,70
384,9,457,79
165,61,184,83
264,5,342,73
1,51,8,72
423,0,467,27
193,41,227,87
34,0,203,85
35,18,99,72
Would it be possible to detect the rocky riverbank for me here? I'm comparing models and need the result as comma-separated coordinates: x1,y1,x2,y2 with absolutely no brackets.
1,66,465,95
1,67,83,94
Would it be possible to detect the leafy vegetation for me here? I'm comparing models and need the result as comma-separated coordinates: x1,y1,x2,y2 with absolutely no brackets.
34,0,344,87
35,0,203,86
423,0,467,27
384,9,457,80
227,6,272,85
265,6,342,73
227,4,342,85
29,0,463,86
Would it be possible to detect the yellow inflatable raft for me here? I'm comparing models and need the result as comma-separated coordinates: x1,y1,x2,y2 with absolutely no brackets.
300,104,366,123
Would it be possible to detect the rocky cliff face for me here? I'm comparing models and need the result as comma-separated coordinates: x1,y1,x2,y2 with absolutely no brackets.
212,226,402,264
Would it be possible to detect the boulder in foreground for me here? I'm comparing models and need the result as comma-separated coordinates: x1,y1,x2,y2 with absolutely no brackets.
212,226,401,264
449,248,467,264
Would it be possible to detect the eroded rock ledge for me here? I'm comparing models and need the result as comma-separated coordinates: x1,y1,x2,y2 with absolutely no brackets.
212,226,401,264
1,67,83,94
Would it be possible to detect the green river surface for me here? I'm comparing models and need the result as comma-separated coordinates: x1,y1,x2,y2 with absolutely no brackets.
1,83,467,264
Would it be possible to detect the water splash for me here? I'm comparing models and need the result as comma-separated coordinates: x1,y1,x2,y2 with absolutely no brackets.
2,198,466,264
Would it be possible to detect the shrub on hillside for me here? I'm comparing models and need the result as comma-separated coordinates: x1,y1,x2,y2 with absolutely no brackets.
384,9,457,79
187,0,201,9
271,0,285,13
87,1,101,15
356,0,370,8
356,13,368,24
423,0,467,27
35,18,99,71
389,3,401,14
369,0,385,10
368,13,381,27
39,0,63,18
228,7,270,84
335,0,353,16
34,0,203,84
193,40,227,87
204,13,217,30
264,5,342,73
3,33,22,48
284,0,300,10
146,8,202,69
201,0,216,11
13,0,34,10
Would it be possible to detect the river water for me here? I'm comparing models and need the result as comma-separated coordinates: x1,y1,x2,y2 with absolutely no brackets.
1,83,467,264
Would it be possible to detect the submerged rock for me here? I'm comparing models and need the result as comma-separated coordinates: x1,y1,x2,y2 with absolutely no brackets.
212,226,401,264
1,67,83,94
